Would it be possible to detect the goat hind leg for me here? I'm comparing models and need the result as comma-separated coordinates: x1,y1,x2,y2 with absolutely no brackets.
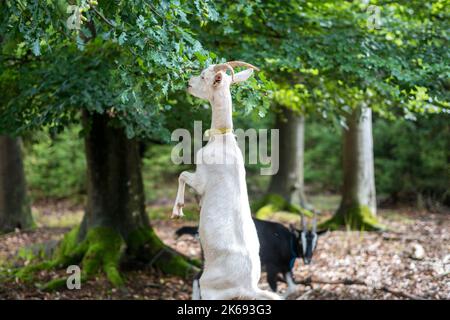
192,279,201,300
253,289,282,300
192,270,203,300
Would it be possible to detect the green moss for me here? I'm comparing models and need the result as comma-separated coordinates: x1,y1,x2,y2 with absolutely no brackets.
162,254,197,278
17,246,41,263
15,225,198,290
127,227,199,278
255,204,277,219
254,194,289,219
41,226,125,289
80,227,125,286
265,194,287,210
15,260,57,281
14,233,66,280
39,277,67,291
54,226,82,261
269,194,288,210
39,274,89,292
320,205,385,231
127,227,163,256
148,205,198,221
253,193,313,219
17,226,125,289
30,220,38,230
188,258,202,268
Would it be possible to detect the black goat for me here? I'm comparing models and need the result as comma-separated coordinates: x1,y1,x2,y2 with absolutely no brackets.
175,214,327,294
175,226,199,239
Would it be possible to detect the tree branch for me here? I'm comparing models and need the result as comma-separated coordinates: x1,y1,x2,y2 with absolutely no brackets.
92,7,116,28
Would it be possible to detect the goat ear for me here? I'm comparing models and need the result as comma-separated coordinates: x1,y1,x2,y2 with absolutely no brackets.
289,224,301,237
213,72,223,87
232,68,254,84
316,229,329,236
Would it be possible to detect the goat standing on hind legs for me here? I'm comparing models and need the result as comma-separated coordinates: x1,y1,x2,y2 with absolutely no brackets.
171,61,280,300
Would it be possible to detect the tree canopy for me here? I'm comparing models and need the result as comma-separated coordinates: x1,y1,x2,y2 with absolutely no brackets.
201,0,449,119
1,0,449,135
1,0,220,138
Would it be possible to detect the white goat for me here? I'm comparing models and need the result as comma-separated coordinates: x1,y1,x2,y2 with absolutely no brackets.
172,61,280,300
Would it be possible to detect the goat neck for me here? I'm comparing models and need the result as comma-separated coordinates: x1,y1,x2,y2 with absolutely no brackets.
210,89,233,131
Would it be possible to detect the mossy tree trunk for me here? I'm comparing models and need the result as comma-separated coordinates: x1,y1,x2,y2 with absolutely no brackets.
268,108,307,208
323,105,382,231
80,111,149,241
0,136,33,233
24,112,198,289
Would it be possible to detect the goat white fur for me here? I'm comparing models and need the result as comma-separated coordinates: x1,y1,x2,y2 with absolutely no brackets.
172,62,280,300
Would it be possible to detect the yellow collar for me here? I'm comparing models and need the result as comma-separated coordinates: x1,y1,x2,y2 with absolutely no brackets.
205,128,233,138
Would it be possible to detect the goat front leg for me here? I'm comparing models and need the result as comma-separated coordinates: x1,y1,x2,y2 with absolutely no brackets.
172,171,199,219
283,271,298,297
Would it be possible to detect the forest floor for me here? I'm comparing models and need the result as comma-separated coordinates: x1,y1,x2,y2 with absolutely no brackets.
0,196,449,300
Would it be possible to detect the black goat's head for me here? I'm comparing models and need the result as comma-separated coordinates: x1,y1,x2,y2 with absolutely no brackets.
291,211,327,265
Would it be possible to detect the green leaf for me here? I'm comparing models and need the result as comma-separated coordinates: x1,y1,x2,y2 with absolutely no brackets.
118,32,127,45
32,40,41,56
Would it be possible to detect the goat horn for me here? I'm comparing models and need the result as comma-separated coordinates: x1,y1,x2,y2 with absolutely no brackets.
213,63,235,80
312,210,317,233
226,61,260,71
300,210,307,231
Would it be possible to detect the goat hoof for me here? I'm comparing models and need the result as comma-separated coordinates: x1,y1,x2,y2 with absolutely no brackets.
171,206,184,219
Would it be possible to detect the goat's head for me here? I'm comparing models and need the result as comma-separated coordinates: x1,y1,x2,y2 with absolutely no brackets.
291,211,327,265
187,61,259,101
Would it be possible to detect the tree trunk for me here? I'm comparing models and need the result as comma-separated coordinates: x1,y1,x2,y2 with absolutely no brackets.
0,136,33,233
268,108,307,207
21,112,198,289
323,105,381,230
79,111,149,241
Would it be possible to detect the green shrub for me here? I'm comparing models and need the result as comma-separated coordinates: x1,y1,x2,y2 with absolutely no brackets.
303,114,450,205
373,114,449,204
142,144,192,203
304,120,342,193
23,126,86,200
